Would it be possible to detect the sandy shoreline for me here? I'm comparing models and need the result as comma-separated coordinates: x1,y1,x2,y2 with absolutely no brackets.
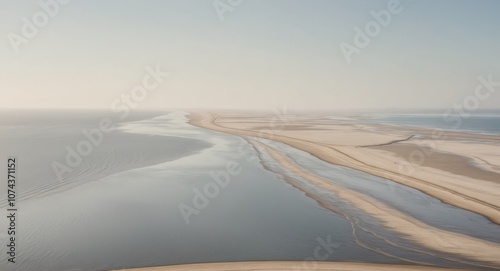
368,143,500,184
188,111,500,224
113,261,473,271
252,140,500,266
187,111,500,268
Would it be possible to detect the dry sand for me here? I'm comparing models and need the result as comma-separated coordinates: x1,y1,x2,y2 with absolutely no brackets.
185,111,500,268
188,111,500,224
114,261,473,271
252,140,500,266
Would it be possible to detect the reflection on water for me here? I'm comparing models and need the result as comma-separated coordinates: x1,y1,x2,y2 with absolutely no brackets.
256,138,500,244
252,138,500,269
0,112,497,271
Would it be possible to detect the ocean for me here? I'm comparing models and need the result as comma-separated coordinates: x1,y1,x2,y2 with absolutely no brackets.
365,113,500,135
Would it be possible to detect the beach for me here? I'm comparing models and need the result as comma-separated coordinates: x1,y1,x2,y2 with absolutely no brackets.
2,110,499,271
189,111,500,222
187,111,500,269
4,1,500,270
114,261,474,271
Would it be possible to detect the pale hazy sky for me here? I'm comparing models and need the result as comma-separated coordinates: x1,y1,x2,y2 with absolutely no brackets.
1,0,499,110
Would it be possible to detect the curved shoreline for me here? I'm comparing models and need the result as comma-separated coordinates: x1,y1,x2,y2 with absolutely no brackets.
251,140,500,266
187,111,500,268
113,261,473,271
188,112,500,224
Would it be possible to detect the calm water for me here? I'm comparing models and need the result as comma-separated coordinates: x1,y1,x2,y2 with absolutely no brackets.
0,112,393,271
0,111,498,271
366,114,500,135
257,138,500,244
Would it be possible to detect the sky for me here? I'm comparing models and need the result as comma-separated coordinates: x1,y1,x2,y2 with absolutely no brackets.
1,0,500,111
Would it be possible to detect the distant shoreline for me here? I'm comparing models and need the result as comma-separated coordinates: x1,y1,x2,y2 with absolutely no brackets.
113,261,473,271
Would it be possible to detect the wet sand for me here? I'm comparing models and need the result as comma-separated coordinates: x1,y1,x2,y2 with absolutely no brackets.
369,143,500,184
114,261,473,271
0,110,212,205
187,111,500,268
252,140,500,266
188,111,500,224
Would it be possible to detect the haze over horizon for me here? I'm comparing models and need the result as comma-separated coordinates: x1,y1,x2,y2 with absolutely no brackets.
1,0,500,110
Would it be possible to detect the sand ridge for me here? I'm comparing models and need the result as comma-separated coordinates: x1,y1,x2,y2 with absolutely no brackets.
188,112,500,224
252,140,500,266
186,111,500,268
113,261,474,271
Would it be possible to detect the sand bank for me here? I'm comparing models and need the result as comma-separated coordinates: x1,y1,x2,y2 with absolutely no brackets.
114,261,472,271
188,112,500,224
252,140,500,266
188,111,500,267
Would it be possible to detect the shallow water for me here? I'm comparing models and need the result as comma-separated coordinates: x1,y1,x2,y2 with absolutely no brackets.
364,113,500,135
256,138,500,244
0,111,497,271
0,112,392,271
251,138,500,269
